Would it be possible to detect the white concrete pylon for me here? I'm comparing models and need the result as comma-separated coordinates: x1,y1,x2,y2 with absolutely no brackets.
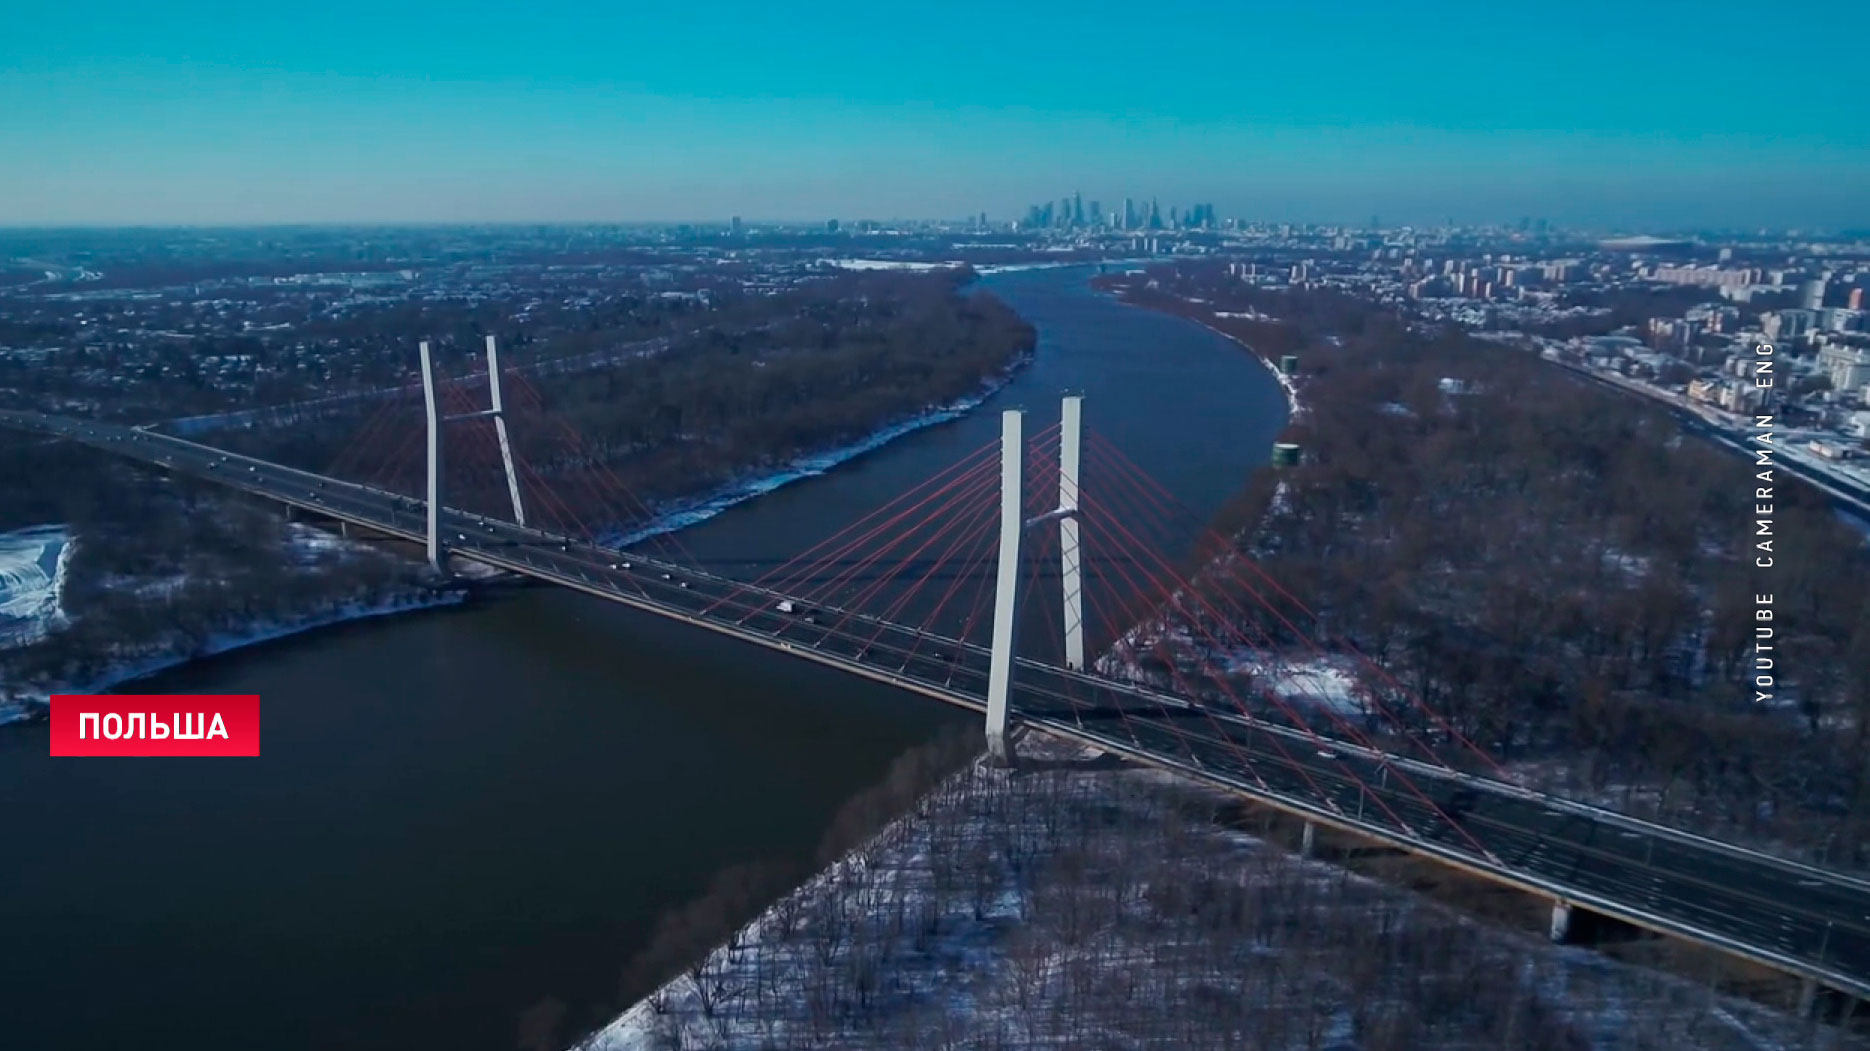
1059,394,1085,670
418,340,445,574
985,409,1023,762
484,336,527,527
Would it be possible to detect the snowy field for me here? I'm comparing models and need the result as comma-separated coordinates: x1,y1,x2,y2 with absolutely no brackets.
582,735,1841,1051
0,525,70,650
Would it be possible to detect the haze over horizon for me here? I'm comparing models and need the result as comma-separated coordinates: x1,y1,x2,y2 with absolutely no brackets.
6,0,1867,231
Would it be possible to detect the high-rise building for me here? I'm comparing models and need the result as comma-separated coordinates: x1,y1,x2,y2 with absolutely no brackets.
1072,192,1084,228
826,218,840,233
1803,279,1830,310
1764,309,1814,342
730,216,744,236
1122,197,1136,230
1851,287,1865,311
1148,199,1162,230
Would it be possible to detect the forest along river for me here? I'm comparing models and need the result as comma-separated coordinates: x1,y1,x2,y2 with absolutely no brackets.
0,265,1292,1051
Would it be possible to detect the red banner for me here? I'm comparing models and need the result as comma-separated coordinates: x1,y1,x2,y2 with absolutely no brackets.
49,694,261,757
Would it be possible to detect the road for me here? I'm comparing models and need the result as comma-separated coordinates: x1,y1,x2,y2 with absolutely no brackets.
9,407,1870,999
1558,359,1870,519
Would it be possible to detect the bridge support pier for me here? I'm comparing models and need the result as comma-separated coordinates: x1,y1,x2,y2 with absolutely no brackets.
1300,820,1317,858
985,409,1023,764
1549,900,1573,944
419,340,446,575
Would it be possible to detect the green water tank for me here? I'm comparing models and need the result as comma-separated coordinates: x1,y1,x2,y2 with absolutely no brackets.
1279,354,1299,375
1271,442,1301,467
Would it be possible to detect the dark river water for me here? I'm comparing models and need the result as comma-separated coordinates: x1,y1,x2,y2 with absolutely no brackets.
0,266,1291,1051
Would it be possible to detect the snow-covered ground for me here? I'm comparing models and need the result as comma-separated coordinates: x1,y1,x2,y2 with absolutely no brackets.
1086,528,1374,725
1095,619,1375,724
0,510,470,725
820,259,962,272
0,525,71,649
581,736,1838,1051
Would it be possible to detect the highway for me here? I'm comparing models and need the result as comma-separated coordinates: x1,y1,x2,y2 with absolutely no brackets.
9,406,1870,1001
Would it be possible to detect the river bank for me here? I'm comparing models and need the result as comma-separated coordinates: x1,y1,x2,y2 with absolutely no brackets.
1095,276,1304,419
604,355,1030,547
0,586,468,725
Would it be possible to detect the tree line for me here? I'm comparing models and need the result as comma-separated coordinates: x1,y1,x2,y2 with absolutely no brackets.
218,271,1036,527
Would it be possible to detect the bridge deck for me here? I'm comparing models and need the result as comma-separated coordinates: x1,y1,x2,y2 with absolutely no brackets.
10,408,1870,1000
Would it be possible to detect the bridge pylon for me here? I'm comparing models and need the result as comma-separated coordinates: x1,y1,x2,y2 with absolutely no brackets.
985,394,1086,763
1059,393,1085,670
417,336,530,576
419,340,445,573
484,336,528,529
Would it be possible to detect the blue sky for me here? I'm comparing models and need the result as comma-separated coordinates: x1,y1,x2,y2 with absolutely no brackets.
4,0,1866,229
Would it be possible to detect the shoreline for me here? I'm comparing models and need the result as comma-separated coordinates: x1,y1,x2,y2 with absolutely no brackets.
1189,314,1304,418
604,357,1030,547
0,590,468,725
1,359,1033,726
1098,282,1303,419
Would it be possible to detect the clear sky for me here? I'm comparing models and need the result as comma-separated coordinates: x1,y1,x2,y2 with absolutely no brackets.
5,0,1866,230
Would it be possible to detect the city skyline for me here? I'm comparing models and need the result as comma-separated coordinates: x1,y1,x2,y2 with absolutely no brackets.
5,0,1867,229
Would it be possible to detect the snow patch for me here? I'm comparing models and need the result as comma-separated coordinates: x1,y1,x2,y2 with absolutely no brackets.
0,525,71,649
820,258,960,272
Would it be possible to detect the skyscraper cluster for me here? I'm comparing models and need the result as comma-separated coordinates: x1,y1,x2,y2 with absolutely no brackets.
1019,195,1219,232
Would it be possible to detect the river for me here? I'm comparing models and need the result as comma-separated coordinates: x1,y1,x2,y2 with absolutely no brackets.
0,265,1292,1051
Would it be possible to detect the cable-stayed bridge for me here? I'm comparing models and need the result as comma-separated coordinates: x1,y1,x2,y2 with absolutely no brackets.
6,337,1870,1010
